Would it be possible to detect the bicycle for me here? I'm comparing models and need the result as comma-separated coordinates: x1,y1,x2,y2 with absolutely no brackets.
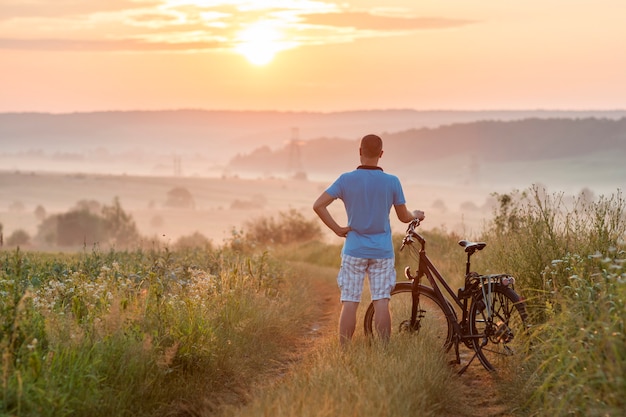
363,219,528,373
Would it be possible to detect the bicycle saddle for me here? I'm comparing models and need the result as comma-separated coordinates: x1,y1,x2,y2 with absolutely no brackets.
458,240,487,253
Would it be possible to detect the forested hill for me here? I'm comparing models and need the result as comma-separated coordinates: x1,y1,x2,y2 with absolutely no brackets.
1,111,625,188
229,117,626,189
383,117,626,162
2,109,624,156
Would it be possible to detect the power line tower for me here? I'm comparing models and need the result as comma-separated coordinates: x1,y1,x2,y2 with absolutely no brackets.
173,155,182,177
287,127,306,180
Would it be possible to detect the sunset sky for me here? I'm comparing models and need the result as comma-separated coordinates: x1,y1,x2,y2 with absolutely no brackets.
1,0,625,113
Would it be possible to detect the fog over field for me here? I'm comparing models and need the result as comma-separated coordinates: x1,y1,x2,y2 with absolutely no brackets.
1,110,624,247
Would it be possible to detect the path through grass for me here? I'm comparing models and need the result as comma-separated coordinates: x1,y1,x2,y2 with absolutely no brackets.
217,261,518,417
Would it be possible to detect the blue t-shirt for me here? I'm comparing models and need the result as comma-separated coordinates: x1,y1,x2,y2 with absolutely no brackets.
326,167,406,259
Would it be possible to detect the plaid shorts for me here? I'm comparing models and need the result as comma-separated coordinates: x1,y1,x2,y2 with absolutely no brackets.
337,255,396,302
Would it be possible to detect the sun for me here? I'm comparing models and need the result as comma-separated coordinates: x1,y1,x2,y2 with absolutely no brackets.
235,21,285,66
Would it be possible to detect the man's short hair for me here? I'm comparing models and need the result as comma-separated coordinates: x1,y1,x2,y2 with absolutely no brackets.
360,134,383,158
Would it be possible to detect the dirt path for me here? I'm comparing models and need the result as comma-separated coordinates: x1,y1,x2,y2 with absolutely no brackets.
301,274,517,417
457,365,516,417
227,262,516,417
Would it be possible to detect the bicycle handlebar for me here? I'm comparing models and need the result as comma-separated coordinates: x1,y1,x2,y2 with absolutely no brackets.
400,218,424,251
409,218,422,230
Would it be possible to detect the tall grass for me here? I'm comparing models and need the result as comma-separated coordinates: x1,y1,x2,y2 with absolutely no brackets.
478,186,626,416
219,256,465,417
218,320,466,417
477,186,625,290
0,245,317,416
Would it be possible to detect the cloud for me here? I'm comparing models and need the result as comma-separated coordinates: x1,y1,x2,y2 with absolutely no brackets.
0,2,476,52
301,12,476,32
0,37,221,52
0,0,160,20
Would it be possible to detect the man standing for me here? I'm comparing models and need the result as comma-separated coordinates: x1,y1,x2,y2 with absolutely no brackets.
313,134,424,345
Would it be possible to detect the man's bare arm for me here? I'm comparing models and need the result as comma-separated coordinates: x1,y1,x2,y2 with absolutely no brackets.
394,204,425,223
313,192,351,238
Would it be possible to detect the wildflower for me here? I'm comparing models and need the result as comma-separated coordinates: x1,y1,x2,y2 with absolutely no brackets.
26,338,38,351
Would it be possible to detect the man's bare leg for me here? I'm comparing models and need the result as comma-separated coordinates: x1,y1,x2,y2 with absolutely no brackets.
339,301,359,346
373,298,391,341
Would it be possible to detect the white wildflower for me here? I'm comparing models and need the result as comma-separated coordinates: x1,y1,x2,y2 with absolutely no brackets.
26,338,38,351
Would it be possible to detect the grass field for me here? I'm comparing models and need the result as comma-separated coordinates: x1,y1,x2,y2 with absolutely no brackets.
1,182,624,417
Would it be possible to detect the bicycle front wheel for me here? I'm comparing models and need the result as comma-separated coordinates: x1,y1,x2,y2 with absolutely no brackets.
470,284,528,372
364,283,453,350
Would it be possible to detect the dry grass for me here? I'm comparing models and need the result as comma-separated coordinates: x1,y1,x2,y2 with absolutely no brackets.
217,261,468,417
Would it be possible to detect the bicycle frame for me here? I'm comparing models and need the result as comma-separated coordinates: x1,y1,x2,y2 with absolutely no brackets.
403,226,493,372
360,219,527,373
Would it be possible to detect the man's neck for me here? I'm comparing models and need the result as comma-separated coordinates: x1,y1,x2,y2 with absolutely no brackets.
357,165,383,171
360,156,379,166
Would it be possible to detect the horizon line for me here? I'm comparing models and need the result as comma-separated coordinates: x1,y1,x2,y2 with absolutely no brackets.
2,108,626,116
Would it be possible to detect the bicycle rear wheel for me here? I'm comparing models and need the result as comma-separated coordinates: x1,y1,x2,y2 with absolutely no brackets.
364,283,453,351
470,284,528,371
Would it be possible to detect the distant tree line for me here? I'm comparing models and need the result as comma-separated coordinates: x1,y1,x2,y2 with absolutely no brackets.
229,117,626,176
35,197,141,247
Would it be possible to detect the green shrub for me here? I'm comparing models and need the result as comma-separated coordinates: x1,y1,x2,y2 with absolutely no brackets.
35,197,140,248
244,209,322,246
6,229,31,247
173,232,212,251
